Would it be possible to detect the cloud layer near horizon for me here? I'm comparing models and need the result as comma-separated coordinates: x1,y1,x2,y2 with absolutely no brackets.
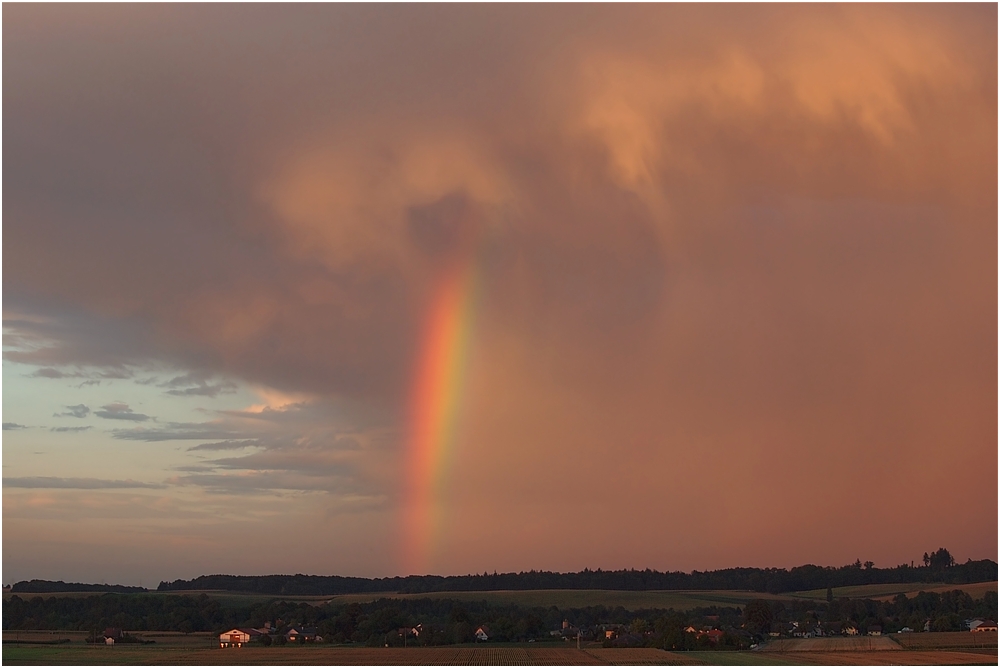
3,4,996,582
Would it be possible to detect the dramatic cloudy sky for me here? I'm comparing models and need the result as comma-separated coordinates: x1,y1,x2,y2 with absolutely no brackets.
3,4,996,586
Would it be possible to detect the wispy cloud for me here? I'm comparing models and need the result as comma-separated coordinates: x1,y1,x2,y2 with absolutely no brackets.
187,439,263,452
3,422,28,430
50,425,93,433
94,402,151,421
54,404,90,418
3,476,164,489
161,371,237,398
113,423,248,441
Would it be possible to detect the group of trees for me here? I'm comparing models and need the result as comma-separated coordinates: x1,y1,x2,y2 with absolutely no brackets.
153,553,996,596
4,588,996,649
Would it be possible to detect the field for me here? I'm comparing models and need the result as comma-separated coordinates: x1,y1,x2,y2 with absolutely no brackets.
790,581,998,602
3,588,792,611
325,589,797,610
758,637,901,652
3,643,997,666
893,632,999,650
7,582,996,611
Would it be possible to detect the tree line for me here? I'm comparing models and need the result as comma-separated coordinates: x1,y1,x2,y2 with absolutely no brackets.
153,550,996,596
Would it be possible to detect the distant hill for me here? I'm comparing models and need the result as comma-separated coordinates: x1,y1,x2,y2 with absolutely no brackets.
11,579,147,594
157,557,998,596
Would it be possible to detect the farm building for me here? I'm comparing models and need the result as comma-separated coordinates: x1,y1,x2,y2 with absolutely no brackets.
475,625,490,641
285,626,318,642
972,620,997,632
219,628,262,648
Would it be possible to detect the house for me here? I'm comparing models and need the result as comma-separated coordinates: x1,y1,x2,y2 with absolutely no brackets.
285,626,318,642
867,625,882,636
475,625,490,641
972,620,997,633
697,629,724,644
843,624,859,636
219,628,262,648
103,628,123,641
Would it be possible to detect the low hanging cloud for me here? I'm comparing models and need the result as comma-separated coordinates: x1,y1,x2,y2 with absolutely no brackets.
3,422,28,430
50,426,93,433
94,403,152,421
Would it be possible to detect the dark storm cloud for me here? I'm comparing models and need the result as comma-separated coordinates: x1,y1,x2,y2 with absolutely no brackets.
94,403,151,421
4,477,164,489
2,4,995,573
54,404,90,418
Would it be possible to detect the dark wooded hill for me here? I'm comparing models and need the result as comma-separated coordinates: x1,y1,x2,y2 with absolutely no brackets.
10,580,147,594
156,552,997,596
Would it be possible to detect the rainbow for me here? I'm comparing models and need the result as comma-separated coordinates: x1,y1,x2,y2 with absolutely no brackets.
402,253,480,575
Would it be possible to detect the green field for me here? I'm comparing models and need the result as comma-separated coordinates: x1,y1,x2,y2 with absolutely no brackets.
790,581,998,601
324,589,798,610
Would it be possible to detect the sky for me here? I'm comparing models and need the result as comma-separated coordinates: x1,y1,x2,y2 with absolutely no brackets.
3,4,997,587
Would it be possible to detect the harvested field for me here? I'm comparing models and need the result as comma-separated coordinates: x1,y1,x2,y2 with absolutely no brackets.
584,648,704,665
758,637,900,652
4,644,996,666
789,650,997,665
893,632,998,650
2,646,604,666
679,652,802,666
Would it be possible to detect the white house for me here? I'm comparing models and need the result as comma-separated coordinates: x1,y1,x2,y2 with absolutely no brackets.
219,628,261,648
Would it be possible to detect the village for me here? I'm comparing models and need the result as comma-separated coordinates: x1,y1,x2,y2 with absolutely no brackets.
199,616,998,650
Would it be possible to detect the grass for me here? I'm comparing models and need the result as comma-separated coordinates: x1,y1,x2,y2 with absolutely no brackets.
790,581,998,601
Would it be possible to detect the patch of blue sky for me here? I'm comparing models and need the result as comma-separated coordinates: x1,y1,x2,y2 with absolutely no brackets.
2,359,261,483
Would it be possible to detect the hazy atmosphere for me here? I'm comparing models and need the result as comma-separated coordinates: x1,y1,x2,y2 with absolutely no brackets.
3,4,996,586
